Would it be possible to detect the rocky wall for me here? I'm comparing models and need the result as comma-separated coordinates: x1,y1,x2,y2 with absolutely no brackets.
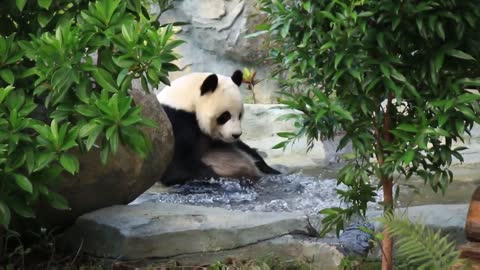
153,0,279,103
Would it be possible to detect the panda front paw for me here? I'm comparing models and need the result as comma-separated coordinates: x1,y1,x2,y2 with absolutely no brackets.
196,164,220,180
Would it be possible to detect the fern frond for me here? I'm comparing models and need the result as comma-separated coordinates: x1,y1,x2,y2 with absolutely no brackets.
378,212,460,270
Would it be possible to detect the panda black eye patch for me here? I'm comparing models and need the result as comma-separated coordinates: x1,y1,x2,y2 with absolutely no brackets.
217,111,231,125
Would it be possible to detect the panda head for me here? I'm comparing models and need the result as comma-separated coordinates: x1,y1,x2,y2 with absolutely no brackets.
196,70,244,143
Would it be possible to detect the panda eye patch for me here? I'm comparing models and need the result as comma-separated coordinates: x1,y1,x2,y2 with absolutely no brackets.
217,111,231,125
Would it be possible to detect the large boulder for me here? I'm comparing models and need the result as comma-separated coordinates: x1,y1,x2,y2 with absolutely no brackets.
34,88,174,228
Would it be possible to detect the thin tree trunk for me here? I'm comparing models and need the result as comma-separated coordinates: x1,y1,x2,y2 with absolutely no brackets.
381,93,394,270
382,176,394,270
0,227,4,260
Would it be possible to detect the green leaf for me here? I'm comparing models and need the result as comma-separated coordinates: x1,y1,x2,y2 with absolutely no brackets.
60,153,79,175
397,124,418,133
37,12,53,27
76,105,98,117
47,191,70,210
348,69,361,82
403,149,415,164
92,68,118,92
446,49,475,61
457,93,480,104
276,132,296,138
334,53,345,69
16,0,27,11
320,41,335,51
0,201,11,228
458,105,476,120
38,0,52,9
281,21,291,38
380,64,390,78
100,144,110,164
433,53,444,73
391,68,406,82
14,174,33,193
331,104,354,122
34,152,56,172
86,124,103,150
0,85,14,104
9,199,35,218
50,119,59,140
0,69,14,84
436,22,445,40
319,11,336,22
272,141,287,149
458,78,480,87
302,1,311,12
116,69,129,86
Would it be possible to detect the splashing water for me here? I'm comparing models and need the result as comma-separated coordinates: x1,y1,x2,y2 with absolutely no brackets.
131,168,384,214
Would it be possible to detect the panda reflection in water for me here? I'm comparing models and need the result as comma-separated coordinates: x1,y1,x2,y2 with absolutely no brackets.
156,70,281,186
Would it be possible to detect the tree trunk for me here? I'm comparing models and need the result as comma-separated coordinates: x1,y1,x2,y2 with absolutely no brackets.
0,227,4,259
381,93,394,270
382,176,394,270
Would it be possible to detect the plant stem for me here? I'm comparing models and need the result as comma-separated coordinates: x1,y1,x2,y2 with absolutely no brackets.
381,92,394,270
250,84,257,104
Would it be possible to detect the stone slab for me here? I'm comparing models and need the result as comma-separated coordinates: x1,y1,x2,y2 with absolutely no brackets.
60,203,309,260
160,235,343,269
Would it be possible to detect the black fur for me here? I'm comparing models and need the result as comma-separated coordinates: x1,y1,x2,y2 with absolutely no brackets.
231,70,243,86
160,105,218,186
200,74,218,95
160,105,280,186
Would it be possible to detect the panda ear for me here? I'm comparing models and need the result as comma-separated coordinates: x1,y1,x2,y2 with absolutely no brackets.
200,74,218,95
231,70,243,86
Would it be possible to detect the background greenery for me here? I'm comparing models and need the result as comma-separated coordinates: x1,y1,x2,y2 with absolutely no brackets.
0,0,182,230
257,0,480,269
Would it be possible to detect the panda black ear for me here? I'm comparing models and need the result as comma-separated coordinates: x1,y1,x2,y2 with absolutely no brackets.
231,70,243,86
200,74,218,95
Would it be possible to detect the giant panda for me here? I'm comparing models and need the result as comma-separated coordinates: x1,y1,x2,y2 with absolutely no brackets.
156,70,281,186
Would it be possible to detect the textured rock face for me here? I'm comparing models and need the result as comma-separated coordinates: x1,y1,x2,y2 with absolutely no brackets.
60,203,343,269
155,0,279,103
35,88,174,228
367,204,469,245
242,104,352,168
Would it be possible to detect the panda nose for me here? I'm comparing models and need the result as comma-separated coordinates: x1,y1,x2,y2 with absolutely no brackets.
232,133,242,139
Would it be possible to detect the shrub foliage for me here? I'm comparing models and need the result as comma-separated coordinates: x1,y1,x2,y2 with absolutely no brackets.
0,0,182,229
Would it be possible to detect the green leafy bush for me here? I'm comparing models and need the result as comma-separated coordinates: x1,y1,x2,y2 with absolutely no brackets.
257,0,480,268
0,0,182,229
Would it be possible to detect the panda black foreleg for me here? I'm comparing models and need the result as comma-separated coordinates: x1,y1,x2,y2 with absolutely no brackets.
161,154,220,186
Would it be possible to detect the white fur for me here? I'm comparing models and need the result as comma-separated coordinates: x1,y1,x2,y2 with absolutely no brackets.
157,72,244,143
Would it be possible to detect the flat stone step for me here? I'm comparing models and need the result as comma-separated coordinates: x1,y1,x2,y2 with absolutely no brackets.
61,202,313,259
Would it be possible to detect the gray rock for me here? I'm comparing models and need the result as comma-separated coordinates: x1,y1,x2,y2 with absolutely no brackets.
60,203,314,259
339,219,375,257
33,88,174,228
367,204,468,244
242,104,351,168
165,235,343,269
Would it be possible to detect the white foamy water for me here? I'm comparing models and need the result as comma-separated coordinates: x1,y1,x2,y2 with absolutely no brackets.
131,171,384,214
